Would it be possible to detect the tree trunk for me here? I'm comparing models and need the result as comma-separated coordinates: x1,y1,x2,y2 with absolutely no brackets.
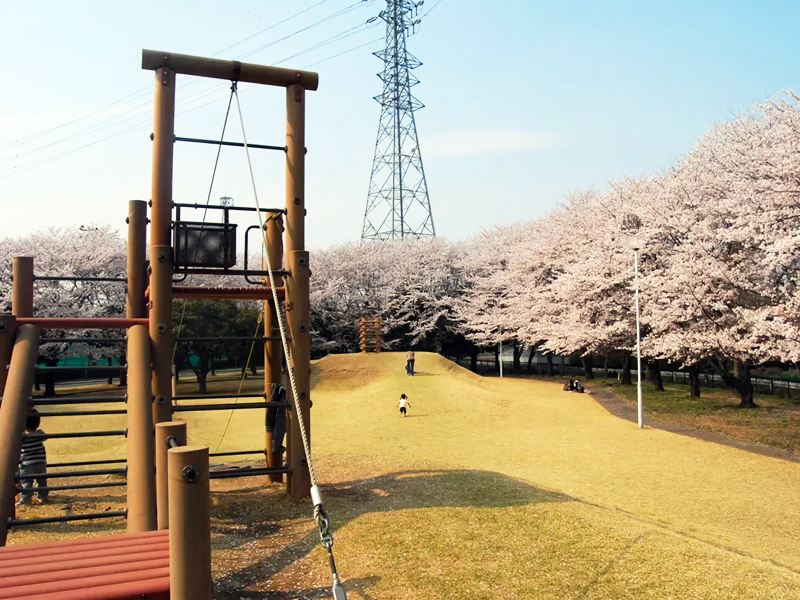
581,354,594,379
43,357,58,397
250,363,258,375
512,342,522,374
734,360,756,408
470,349,478,372
546,353,554,377
107,357,114,385
648,359,664,391
709,357,757,408
621,352,632,385
603,354,609,379
688,362,701,397
118,351,127,387
195,370,208,395
527,345,536,374
494,345,500,375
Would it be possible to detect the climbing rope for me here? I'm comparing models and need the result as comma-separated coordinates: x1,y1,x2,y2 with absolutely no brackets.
232,84,347,599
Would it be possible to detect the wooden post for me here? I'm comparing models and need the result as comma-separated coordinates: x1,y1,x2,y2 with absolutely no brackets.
168,446,211,600
284,83,311,499
264,215,284,482
155,421,186,530
0,325,39,546
148,66,176,518
0,315,16,397
12,257,34,319
127,200,148,319
126,324,156,532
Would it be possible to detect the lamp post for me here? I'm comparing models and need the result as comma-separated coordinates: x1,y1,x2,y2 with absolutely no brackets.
630,238,643,429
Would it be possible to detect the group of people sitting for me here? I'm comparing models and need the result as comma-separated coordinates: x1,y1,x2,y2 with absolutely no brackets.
563,379,585,393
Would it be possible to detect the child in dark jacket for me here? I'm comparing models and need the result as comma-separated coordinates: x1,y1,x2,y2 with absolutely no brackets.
17,409,48,506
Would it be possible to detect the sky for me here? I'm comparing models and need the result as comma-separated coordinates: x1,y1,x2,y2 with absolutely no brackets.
1,0,799,251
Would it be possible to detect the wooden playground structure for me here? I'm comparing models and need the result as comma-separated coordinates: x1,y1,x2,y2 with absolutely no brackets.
358,315,383,352
0,50,346,599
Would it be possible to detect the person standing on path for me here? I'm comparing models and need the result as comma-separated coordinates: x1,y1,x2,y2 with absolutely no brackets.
398,394,411,417
406,350,415,376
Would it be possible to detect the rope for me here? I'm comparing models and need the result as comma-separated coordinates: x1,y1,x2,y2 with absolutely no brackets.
213,310,264,453
232,87,318,487
172,86,236,364
233,86,346,598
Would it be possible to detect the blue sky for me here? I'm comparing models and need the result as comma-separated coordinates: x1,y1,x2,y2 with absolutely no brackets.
1,0,798,250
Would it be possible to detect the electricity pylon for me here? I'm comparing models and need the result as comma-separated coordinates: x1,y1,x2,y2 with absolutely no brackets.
362,0,435,240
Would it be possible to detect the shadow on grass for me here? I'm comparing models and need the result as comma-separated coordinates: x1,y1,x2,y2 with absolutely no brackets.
402,414,428,418
214,576,381,600
210,468,573,597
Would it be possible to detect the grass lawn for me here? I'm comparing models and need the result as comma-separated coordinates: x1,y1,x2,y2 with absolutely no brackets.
10,352,800,599
591,378,800,459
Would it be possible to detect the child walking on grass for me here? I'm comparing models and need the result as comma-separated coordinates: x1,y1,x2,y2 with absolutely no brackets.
17,409,48,507
398,394,411,417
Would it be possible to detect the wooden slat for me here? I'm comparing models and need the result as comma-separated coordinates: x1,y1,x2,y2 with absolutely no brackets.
0,530,170,600
0,538,168,568
0,566,170,598
22,577,169,600
0,548,168,578
0,529,165,556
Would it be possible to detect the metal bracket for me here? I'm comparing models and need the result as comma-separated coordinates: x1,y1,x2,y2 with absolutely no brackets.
160,62,171,86
294,77,303,102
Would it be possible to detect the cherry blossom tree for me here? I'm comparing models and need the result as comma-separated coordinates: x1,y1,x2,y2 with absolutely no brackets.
0,226,127,394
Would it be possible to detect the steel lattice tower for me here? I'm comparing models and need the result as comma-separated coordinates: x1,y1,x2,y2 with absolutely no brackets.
362,0,435,240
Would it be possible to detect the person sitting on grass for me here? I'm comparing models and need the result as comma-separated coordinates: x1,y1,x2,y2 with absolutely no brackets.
17,408,48,507
398,393,411,417
571,379,585,393
562,381,572,391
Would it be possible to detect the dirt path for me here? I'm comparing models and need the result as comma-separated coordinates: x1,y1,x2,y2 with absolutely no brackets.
586,384,800,464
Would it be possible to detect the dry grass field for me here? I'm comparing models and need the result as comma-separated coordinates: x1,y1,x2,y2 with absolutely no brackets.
9,352,800,599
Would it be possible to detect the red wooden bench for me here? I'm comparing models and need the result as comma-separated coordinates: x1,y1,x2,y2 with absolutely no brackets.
0,529,169,599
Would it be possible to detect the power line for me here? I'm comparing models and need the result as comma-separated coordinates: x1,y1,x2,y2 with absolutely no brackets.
213,0,332,57
237,0,369,60
273,21,371,66
302,36,383,69
0,0,357,164
1,3,385,179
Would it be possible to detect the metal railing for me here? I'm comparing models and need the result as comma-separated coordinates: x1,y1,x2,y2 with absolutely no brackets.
450,357,800,397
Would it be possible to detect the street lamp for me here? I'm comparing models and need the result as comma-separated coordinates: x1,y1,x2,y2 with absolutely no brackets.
629,237,643,429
